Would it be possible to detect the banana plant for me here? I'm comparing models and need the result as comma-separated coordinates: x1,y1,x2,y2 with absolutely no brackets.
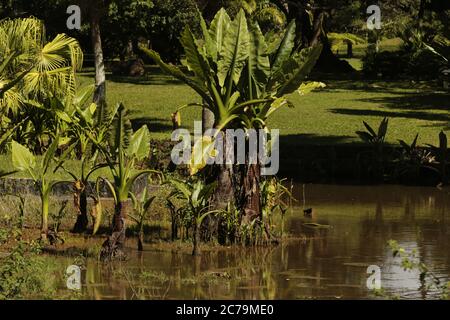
52,85,108,233
129,187,156,251
167,178,220,255
140,8,322,134
11,137,63,241
89,103,160,259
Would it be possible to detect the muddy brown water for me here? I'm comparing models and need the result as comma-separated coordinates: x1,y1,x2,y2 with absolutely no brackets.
54,184,450,300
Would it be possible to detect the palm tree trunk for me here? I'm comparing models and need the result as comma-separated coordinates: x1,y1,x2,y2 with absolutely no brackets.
90,12,106,111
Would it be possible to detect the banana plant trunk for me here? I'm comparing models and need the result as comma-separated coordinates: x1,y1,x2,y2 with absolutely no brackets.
41,194,49,241
241,163,262,226
137,224,144,251
72,186,89,233
210,132,235,243
192,220,201,256
100,200,129,261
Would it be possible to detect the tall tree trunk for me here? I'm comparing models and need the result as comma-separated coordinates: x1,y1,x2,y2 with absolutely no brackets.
90,12,106,116
100,200,129,261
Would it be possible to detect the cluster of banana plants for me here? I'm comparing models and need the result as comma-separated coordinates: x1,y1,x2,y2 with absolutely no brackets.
7,96,160,253
141,9,323,133
166,178,220,255
140,7,324,241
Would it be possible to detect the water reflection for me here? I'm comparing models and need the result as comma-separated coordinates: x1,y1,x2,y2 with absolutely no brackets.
60,185,450,299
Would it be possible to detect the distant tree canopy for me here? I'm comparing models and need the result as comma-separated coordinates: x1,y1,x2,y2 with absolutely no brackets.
1,0,448,63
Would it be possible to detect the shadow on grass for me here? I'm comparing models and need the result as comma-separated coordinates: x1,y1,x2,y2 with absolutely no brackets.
279,133,354,147
330,108,450,122
80,66,184,86
131,117,173,133
330,88,450,123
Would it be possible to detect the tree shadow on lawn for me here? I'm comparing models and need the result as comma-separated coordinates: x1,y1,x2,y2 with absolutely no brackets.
130,117,173,133
330,90,450,123
80,66,183,86
279,133,354,147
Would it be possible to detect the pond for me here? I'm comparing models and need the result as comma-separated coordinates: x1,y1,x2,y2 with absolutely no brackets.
53,184,450,300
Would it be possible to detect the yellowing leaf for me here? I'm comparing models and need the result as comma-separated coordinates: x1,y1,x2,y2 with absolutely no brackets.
189,136,217,175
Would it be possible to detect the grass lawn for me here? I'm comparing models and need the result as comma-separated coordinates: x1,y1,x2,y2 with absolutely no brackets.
77,66,450,148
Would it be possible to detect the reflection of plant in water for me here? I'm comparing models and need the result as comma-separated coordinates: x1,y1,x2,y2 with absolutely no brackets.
387,240,450,300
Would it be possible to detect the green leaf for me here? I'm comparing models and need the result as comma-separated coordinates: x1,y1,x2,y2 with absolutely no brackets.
144,196,156,212
11,140,36,173
271,20,296,73
55,110,72,123
169,179,192,201
127,125,151,161
411,134,419,149
209,8,231,59
247,21,270,97
276,45,323,96
42,136,59,174
217,10,250,87
356,131,374,143
378,117,388,139
73,84,94,108
180,27,211,83
439,131,447,150
139,45,213,106
363,121,376,137
198,11,217,60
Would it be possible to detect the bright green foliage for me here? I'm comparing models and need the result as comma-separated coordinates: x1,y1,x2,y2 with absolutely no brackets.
89,103,159,205
140,8,323,132
167,178,220,254
129,187,156,250
11,137,64,238
0,17,83,115
388,240,450,299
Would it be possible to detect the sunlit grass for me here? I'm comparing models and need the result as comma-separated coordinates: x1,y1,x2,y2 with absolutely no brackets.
76,65,450,147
